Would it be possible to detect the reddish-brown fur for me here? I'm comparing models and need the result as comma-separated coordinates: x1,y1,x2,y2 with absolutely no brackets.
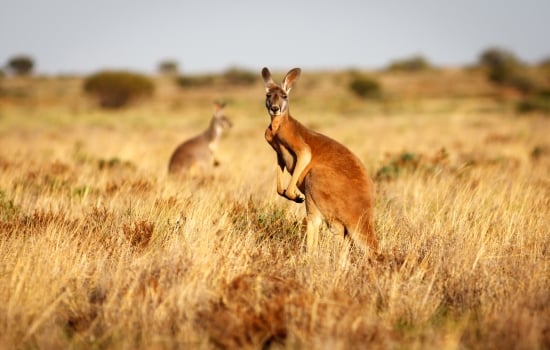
262,67,377,251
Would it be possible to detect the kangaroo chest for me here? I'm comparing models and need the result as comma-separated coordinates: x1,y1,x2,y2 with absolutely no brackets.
265,126,297,173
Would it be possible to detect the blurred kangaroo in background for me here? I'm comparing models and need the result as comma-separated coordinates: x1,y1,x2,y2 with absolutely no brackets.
261,67,377,252
168,101,232,175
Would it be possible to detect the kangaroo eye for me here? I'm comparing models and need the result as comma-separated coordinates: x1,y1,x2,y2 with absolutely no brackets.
282,94,288,99
266,94,271,98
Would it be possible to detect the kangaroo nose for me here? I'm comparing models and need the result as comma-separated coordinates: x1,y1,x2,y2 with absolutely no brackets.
270,105,279,112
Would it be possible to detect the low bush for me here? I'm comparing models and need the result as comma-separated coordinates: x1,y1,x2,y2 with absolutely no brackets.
176,74,216,88
387,55,432,72
349,75,382,99
83,70,154,109
176,67,257,89
517,89,550,114
222,67,257,86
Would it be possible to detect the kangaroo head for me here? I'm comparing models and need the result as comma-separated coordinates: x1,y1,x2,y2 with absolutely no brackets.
211,101,232,135
262,67,301,117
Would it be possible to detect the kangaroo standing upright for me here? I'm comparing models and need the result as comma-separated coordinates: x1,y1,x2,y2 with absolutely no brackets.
168,101,232,175
261,67,377,251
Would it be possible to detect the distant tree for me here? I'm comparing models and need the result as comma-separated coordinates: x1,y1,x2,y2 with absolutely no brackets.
158,60,179,76
387,55,432,72
478,47,535,94
479,47,520,69
479,47,521,84
7,55,34,75
83,70,154,109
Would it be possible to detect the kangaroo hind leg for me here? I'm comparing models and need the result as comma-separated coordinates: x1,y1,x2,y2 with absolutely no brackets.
305,196,323,253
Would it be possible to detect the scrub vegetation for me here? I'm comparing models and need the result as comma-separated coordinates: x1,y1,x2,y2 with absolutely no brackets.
0,66,549,349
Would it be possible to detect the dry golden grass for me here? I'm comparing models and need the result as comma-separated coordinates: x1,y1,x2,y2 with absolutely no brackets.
0,69,549,349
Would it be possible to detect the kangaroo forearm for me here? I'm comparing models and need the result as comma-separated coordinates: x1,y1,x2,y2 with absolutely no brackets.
286,148,311,194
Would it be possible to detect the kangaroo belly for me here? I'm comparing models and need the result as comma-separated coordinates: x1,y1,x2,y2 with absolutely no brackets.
305,163,373,220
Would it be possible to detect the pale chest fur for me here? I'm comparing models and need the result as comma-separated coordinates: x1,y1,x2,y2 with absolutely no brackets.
208,139,218,154
265,123,297,174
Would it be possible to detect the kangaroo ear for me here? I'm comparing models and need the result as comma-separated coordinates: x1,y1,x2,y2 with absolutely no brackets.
213,100,226,110
282,68,301,93
261,67,276,92
213,100,226,115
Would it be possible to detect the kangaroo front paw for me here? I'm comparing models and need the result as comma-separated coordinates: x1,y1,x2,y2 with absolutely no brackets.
283,190,305,203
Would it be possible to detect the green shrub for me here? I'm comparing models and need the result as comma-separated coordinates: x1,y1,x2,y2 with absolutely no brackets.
349,75,382,99
83,70,154,109
387,55,432,72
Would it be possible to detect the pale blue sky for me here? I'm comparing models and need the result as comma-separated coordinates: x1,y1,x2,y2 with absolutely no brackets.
1,0,549,75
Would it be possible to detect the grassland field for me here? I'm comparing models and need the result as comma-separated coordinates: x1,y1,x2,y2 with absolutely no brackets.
0,68,549,349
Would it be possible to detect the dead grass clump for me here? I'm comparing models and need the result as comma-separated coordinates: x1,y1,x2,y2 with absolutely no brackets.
103,178,155,196
456,152,521,169
376,148,523,181
97,157,136,171
14,166,74,196
122,219,154,250
153,196,180,211
459,277,550,349
104,181,121,195
95,256,193,348
20,209,77,236
376,148,450,181
483,132,517,144
228,197,303,247
0,156,12,171
0,207,78,239
438,267,484,314
82,205,113,234
196,273,308,349
0,190,20,221
130,178,155,193
531,143,550,160
74,206,163,256
61,280,107,338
